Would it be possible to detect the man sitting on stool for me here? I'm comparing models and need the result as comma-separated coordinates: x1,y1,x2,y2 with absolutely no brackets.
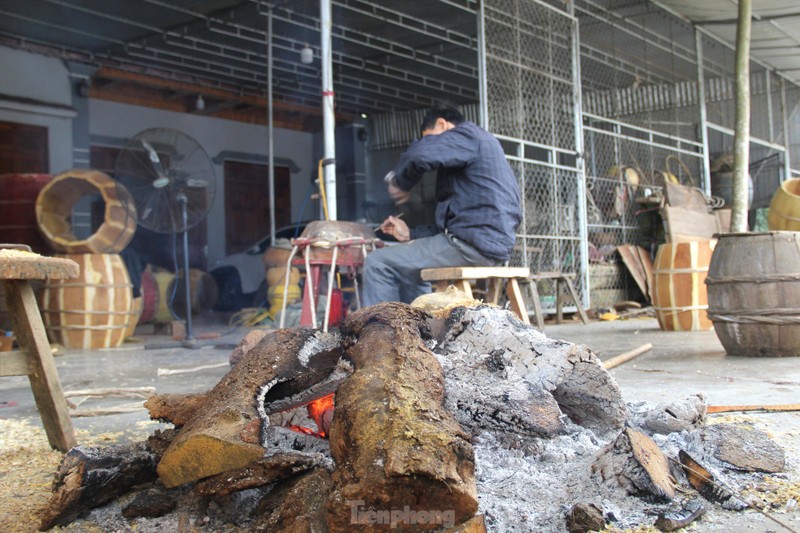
363,102,522,306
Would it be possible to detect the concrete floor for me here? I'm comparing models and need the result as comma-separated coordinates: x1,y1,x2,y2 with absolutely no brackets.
1,311,798,438
2,311,799,532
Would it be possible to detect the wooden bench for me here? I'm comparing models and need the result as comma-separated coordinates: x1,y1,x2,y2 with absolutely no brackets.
419,266,531,325
525,272,589,330
0,247,78,451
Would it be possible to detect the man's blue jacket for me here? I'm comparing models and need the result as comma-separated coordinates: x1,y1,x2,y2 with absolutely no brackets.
393,121,522,262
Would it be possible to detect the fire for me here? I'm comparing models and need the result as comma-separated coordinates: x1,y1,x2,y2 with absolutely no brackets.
288,393,335,438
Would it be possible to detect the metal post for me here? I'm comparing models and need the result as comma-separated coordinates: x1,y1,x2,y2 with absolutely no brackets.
477,1,489,129
570,9,590,311
178,193,193,341
781,78,792,181
731,0,751,232
267,8,276,245
321,0,337,220
695,29,712,196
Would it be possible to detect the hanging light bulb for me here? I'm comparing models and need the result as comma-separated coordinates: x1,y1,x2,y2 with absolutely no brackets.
300,44,314,65
195,94,205,111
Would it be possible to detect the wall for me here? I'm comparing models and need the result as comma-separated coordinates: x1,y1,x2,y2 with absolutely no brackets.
88,99,317,267
0,45,74,173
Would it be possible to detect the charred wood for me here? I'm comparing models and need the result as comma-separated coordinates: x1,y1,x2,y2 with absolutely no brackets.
40,440,164,530
592,428,675,501
156,329,342,488
327,302,478,532
254,467,332,533
145,393,208,427
436,306,627,438
194,452,327,497
565,503,606,533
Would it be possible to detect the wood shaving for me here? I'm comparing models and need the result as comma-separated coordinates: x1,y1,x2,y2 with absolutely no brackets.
0,249,39,258
0,418,162,532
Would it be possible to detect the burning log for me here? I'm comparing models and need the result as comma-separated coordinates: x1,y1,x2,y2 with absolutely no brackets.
436,306,627,438
253,467,333,532
194,452,328,497
156,329,342,488
145,392,208,427
40,439,168,530
327,302,478,532
592,427,675,501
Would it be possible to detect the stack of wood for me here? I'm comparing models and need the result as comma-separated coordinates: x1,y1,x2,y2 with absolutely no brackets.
38,303,691,532
660,181,729,243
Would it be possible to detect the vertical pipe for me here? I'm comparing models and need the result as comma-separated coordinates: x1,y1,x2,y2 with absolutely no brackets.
731,0,751,232
695,29,712,196
267,8,276,245
765,71,774,144
781,77,792,181
321,0,337,221
570,8,590,310
477,0,488,129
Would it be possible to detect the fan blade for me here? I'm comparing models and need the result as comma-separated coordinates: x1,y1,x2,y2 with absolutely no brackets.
141,139,171,188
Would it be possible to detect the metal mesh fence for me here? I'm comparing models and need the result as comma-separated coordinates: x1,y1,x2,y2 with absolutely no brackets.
577,0,704,308
786,82,800,176
363,0,800,312
483,0,586,310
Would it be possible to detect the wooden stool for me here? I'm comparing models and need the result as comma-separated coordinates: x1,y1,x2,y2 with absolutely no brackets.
420,266,531,324
525,272,589,330
0,247,78,451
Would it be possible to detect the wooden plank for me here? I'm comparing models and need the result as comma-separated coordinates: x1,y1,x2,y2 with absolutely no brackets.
505,279,530,325
662,206,719,243
0,254,79,281
715,208,732,233
420,266,529,281
635,247,655,302
563,277,589,324
4,280,76,451
0,350,30,377
617,245,653,303
664,181,709,211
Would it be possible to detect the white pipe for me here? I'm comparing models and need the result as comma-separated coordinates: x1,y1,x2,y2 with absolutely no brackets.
321,0,337,220
267,8,276,244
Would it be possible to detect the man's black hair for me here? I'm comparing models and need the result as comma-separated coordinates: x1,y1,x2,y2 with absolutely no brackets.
420,102,464,134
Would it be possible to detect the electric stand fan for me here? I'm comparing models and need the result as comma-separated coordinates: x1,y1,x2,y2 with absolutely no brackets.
114,128,216,346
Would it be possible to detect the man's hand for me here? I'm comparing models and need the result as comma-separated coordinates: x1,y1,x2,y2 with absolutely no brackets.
379,215,410,242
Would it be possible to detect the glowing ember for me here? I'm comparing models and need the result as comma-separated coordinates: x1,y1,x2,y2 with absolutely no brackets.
288,393,335,438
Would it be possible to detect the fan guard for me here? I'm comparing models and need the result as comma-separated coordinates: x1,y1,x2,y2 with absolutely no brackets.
114,128,216,234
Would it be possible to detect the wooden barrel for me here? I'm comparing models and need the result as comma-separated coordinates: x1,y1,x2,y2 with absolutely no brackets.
652,241,714,331
139,269,159,323
36,169,137,254
40,253,134,349
169,269,219,317
125,296,143,339
710,171,753,207
0,173,53,254
706,232,800,357
151,271,176,323
768,178,800,231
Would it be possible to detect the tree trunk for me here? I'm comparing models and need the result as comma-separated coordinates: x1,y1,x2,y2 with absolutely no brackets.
731,0,752,232
327,302,478,532
156,329,342,488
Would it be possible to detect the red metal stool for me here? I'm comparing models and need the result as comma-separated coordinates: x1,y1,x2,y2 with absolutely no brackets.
278,222,381,331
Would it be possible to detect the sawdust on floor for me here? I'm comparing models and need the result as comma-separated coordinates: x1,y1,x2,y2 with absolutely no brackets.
0,418,162,533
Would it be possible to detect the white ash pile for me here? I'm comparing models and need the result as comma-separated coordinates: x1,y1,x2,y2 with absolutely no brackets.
35,303,795,533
